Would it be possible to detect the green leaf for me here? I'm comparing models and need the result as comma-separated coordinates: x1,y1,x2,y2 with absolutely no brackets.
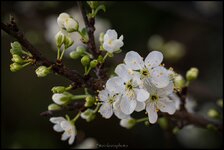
93,4,106,17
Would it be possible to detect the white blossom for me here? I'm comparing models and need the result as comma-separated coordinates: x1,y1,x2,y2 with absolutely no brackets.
50,117,76,145
52,93,69,105
57,12,70,29
64,17,79,32
144,79,177,124
120,116,136,129
124,51,170,88
103,29,124,53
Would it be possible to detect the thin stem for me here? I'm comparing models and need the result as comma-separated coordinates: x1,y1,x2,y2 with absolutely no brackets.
93,103,101,113
71,111,81,123
136,117,148,123
103,52,109,62
22,61,32,67
59,47,67,60
71,95,89,100
57,47,60,60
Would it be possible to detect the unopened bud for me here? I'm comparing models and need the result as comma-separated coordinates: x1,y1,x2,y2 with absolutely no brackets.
11,54,24,64
87,1,99,9
186,67,199,81
174,75,185,90
158,117,168,130
35,66,51,77
81,109,96,122
64,36,74,49
10,41,23,55
85,96,95,107
81,55,90,66
90,60,98,68
69,51,81,59
120,117,136,129
51,86,66,93
55,31,65,48
10,63,23,72
64,18,79,32
76,46,86,54
52,93,71,105
97,55,104,64
207,109,219,119
48,103,61,111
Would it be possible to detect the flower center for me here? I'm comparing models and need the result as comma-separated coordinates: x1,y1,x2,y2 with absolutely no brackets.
108,40,113,45
140,68,149,77
150,94,158,102
108,98,114,104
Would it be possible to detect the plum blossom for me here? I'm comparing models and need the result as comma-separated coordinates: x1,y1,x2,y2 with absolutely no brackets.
50,117,76,145
103,29,124,53
144,78,177,124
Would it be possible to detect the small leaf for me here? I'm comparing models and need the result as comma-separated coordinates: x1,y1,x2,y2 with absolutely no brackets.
93,4,106,17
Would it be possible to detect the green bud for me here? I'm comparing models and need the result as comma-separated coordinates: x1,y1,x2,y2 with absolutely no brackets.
120,118,136,129
207,109,219,119
174,75,185,90
99,32,104,43
10,42,23,55
69,51,81,59
51,86,66,93
186,67,199,81
48,103,61,111
207,124,218,131
97,55,104,64
81,55,90,66
81,109,96,122
35,66,51,77
90,60,98,68
11,41,22,50
108,53,114,57
10,63,23,72
85,96,95,107
55,31,65,48
76,46,86,54
11,54,24,64
158,117,168,130
64,36,74,49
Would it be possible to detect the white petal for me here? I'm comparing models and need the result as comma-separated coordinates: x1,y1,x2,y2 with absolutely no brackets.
115,64,132,81
57,12,70,28
124,51,144,70
105,29,118,40
61,120,72,131
150,66,169,88
98,89,109,102
61,131,70,141
106,76,124,93
50,117,66,124
68,134,75,145
99,102,113,119
168,93,181,110
103,43,114,52
156,82,174,97
143,78,157,94
157,97,176,114
112,39,124,50
53,124,64,132
120,96,137,115
146,102,158,124
114,107,129,119
145,51,163,69
52,93,65,105
135,101,146,112
134,88,149,102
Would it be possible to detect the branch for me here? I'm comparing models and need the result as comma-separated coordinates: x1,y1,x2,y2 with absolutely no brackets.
77,1,99,58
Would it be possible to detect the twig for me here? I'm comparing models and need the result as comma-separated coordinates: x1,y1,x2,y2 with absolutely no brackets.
77,1,99,58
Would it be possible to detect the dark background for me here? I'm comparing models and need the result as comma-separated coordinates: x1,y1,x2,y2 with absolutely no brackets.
1,1,223,148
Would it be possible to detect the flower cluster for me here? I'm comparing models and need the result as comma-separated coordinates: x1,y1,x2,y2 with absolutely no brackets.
98,50,179,123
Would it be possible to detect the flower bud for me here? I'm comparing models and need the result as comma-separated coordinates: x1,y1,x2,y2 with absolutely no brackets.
90,60,98,68
64,18,79,33
57,12,70,29
35,66,51,77
216,99,223,108
158,117,168,130
11,54,24,64
48,103,61,111
172,127,180,134
64,36,74,49
207,109,219,119
10,42,23,55
174,75,185,90
55,31,65,48
76,46,86,54
85,96,95,107
10,63,23,72
81,55,90,66
69,51,81,59
186,67,199,81
52,93,71,105
87,1,99,9
120,117,136,129
81,109,96,122
51,86,66,93
97,55,104,64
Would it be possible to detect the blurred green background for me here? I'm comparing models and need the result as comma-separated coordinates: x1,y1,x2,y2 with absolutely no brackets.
1,1,223,148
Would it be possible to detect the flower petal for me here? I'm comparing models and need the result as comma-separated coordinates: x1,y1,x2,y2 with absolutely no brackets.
112,39,124,51
146,102,158,124
104,29,118,40
99,102,113,119
150,66,169,88
52,93,65,105
124,51,144,70
106,76,124,93
114,107,129,119
168,93,181,110
61,131,70,141
50,117,66,124
135,101,146,112
145,51,163,69
120,96,137,115
115,64,132,82
61,120,72,131
157,97,176,115
134,88,149,102
103,43,114,52
68,134,75,145
98,89,109,102
53,124,64,132
156,82,174,97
